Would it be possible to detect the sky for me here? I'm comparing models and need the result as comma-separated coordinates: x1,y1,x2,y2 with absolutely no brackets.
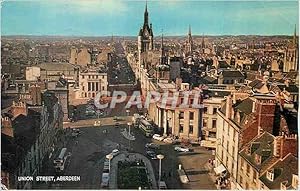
1,0,299,36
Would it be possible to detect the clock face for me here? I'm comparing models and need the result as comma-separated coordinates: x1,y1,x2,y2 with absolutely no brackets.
144,30,149,37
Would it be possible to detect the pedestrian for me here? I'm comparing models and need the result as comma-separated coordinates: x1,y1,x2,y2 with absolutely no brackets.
163,172,166,178
169,171,172,177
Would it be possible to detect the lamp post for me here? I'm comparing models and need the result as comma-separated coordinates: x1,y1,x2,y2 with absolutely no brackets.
127,122,132,150
157,154,164,189
106,154,113,172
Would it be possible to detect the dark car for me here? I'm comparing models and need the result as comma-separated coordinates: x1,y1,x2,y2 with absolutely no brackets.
145,143,160,150
146,150,157,160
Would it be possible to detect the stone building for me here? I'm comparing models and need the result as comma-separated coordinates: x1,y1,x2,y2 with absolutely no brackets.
77,68,108,99
215,94,279,189
1,93,63,189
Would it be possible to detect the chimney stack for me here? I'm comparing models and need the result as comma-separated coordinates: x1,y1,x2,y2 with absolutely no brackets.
225,95,232,119
11,101,27,118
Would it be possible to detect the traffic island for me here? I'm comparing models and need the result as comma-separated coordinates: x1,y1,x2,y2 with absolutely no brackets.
117,160,151,189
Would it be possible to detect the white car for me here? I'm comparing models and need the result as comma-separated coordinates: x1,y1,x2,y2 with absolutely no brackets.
152,134,164,141
163,137,174,144
174,146,190,152
110,149,119,157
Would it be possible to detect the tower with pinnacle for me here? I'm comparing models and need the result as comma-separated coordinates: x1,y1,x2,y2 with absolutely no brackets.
138,1,154,53
186,25,193,54
283,24,298,72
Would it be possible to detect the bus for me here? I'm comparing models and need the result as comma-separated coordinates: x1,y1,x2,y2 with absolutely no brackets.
53,148,70,172
139,119,153,137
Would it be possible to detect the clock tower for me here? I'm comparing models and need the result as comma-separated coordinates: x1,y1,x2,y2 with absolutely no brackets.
138,1,154,53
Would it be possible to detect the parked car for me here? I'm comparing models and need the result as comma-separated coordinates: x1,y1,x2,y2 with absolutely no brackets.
115,122,120,128
110,149,119,157
174,146,190,152
152,134,164,141
145,143,160,150
163,137,174,144
146,150,157,160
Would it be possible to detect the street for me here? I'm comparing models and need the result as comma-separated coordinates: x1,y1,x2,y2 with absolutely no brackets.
39,119,215,189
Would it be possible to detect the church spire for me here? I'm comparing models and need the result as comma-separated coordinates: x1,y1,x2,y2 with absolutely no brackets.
144,0,149,26
201,33,205,49
188,24,191,36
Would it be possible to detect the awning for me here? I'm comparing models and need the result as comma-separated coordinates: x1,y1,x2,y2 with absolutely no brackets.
214,164,226,175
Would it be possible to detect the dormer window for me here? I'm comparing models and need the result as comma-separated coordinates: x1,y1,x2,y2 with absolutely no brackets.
292,174,298,189
255,154,261,164
281,181,288,190
267,169,274,181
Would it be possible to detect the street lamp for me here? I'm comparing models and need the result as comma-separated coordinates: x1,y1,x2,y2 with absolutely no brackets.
106,154,113,172
157,154,164,189
127,122,132,150
127,122,132,135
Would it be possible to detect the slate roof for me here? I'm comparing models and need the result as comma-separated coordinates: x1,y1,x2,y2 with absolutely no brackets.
240,132,278,172
259,153,298,190
234,98,254,115
218,60,230,68
278,85,299,93
248,79,264,89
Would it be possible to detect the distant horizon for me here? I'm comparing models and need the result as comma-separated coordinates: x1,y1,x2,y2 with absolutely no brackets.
2,1,298,36
1,34,296,38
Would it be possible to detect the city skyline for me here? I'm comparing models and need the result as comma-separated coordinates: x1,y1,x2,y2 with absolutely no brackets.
1,0,299,36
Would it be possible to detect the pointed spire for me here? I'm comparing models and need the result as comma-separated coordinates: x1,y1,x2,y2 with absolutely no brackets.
144,0,149,26
145,0,148,13
202,33,205,49
188,25,191,35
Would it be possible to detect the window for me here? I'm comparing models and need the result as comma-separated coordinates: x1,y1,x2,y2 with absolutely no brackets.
179,112,184,119
212,119,217,128
82,75,85,79
292,174,298,189
281,182,287,190
189,112,194,120
88,82,91,91
267,170,274,181
102,86,105,91
203,107,208,114
89,75,91,79
203,119,207,128
95,82,99,91
240,175,243,185
189,99,194,105
245,182,249,190
189,125,193,134
213,107,218,114
246,164,250,176
241,159,244,171
253,170,257,183
179,124,184,133
232,146,235,157
82,86,85,91
180,97,184,104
